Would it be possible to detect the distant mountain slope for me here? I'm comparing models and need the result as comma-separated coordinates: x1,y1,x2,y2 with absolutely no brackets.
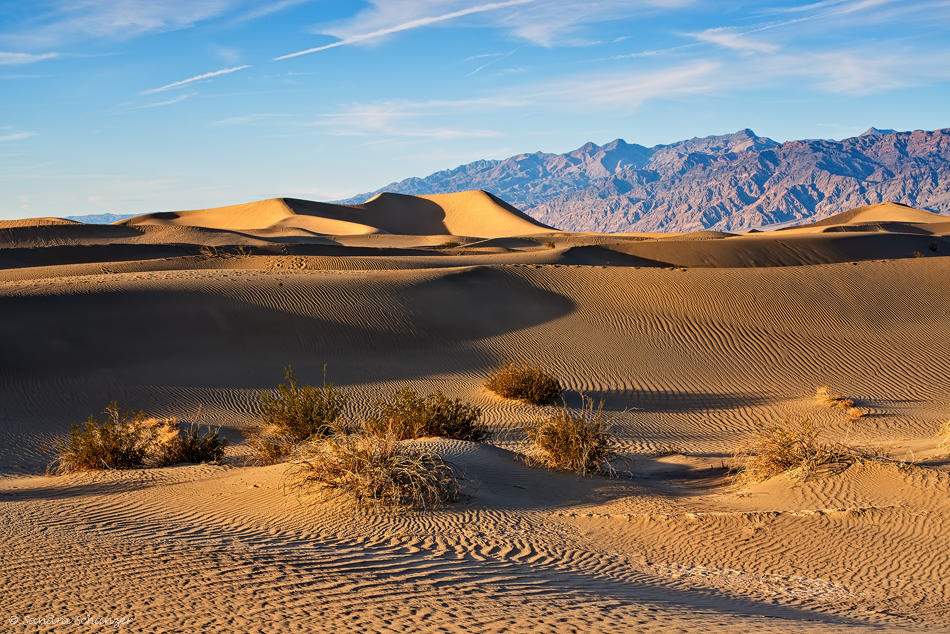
65,213,133,224
342,128,950,232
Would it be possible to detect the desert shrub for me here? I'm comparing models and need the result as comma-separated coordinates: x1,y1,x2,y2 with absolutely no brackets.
247,366,347,463
545,241,556,249
438,240,461,248
364,389,487,441
245,423,301,465
846,407,866,420
732,418,859,485
526,400,614,476
48,402,158,474
485,361,562,405
154,422,228,466
283,433,459,510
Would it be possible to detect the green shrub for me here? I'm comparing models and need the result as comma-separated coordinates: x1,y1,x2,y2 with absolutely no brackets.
364,388,487,441
247,365,347,463
283,433,459,510
485,361,562,405
47,402,158,474
527,400,614,475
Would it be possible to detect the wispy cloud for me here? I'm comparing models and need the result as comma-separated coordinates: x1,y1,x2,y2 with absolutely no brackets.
309,102,503,139
0,51,59,65
275,0,533,60
687,28,779,53
128,93,196,110
229,0,316,24
0,131,36,142
141,65,251,94
0,1,242,48
277,0,697,60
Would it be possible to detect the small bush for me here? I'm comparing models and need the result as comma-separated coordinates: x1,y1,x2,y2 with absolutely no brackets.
485,361,562,405
283,433,459,510
846,407,866,420
733,419,858,485
48,402,158,474
154,422,228,466
245,423,300,465
438,240,461,248
364,389,487,441
247,365,347,463
545,241,556,249
526,400,614,476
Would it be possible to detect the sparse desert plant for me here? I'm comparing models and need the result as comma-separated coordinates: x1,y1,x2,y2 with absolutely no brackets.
732,418,859,486
438,240,461,248
526,399,614,476
245,366,347,464
47,402,158,474
154,421,228,466
485,361,562,405
846,407,866,420
283,433,459,510
545,241,556,249
364,389,487,442
816,385,862,413
245,423,300,465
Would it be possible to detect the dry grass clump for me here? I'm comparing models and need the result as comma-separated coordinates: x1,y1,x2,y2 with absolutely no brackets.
733,419,860,486
364,389,487,441
153,422,228,466
815,385,857,410
48,402,156,474
245,366,347,464
846,407,866,420
526,399,614,476
47,403,227,474
283,433,459,510
485,361,562,405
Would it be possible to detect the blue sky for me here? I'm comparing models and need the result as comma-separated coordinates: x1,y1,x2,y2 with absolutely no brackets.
1,0,949,219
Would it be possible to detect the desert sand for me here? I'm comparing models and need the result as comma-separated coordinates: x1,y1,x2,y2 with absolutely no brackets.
1,191,948,631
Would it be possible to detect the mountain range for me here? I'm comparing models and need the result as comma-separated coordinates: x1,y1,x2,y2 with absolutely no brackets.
343,127,950,232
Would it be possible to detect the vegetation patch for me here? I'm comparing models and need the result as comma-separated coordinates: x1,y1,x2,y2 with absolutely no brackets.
246,365,347,464
283,433,459,510
47,403,227,474
154,422,228,466
732,418,860,486
364,389,487,442
526,399,614,476
485,361,562,405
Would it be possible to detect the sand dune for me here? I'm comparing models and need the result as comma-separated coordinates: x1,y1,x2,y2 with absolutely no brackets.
1,194,948,631
120,190,555,239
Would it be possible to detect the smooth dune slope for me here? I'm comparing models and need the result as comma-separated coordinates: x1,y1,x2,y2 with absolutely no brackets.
120,190,556,238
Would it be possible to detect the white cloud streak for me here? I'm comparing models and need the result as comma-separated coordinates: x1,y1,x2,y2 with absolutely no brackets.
0,1,242,49
275,0,533,60
128,93,196,110
141,65,251,94
687,28,779,53
0,132,36,142
0,51,59,65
